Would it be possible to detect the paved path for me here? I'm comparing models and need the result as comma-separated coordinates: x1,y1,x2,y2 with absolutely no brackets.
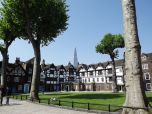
0,98,96,114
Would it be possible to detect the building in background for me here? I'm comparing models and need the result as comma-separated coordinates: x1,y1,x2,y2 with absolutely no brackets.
0,52,152,93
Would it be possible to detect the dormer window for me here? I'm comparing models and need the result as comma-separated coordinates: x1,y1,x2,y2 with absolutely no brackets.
142,64,148,70
81,72,85,76
107,69,112,74
144,73,150,80
89,71,93,76
141,55,147,61
98,70,102,75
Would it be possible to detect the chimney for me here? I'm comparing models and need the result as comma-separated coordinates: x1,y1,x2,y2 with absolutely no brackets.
15,57,20,64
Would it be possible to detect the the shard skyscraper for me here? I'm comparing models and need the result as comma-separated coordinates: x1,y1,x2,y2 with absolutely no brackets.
73,48,79,68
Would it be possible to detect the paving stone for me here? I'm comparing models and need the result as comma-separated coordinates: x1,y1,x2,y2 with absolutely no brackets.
0,98,96,114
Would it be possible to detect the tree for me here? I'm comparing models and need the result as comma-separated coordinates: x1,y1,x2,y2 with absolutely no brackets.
121,0,150,114
1,0,68,100
96,33,124,92
0,17,16,88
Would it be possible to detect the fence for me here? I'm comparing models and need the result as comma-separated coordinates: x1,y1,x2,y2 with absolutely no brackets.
10,95,151,113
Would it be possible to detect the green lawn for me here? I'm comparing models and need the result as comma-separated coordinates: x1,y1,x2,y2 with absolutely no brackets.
15,92,152,111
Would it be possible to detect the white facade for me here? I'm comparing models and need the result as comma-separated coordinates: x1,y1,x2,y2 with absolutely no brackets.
78,63,124,91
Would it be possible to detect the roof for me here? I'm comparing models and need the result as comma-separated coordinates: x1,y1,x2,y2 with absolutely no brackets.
25,57,35,64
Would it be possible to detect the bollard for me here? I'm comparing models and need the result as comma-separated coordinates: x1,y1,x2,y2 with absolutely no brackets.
25,95,28,100
108,104,111,112
59,100,61,106
88,103,90,110
72,101,74,108
48,99,50,104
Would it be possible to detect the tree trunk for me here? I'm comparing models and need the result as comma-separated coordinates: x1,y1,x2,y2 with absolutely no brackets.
0,49,8,88
121,0,150,114
29,41,41,100
111,57,118,93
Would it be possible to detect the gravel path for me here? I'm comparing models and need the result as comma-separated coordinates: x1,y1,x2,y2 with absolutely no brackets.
0,98,96,114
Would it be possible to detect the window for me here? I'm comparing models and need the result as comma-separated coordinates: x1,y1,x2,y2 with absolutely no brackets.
142,64,148,69
107,69,112,74
146,83,152,90
89,71,93,76
88,78,90,82
101,78,104,82
50,74,54,77
60,71,64,75
50,70,54,74
47,73,49,77
141,56,147,61
116,68,122,73
14,77,19,82
22,71,25,76
81,72,85,76
60,75,64,78
28,77,31,82
109,77,113,82
46,81,51,84
98,70,102,75
69,71,74,75
97,78,99,82
85,79,87,83
92,78,95,82
28,68,33,74
144,73,150,80
18,69,22,75
14,70,17,75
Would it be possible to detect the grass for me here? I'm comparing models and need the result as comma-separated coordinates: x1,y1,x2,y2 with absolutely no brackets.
12,92,152,112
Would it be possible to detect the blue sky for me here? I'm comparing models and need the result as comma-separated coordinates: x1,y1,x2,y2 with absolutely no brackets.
0,0,152,65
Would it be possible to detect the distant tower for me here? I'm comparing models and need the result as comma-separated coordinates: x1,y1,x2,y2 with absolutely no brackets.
73,48,79,68
41,59,45,70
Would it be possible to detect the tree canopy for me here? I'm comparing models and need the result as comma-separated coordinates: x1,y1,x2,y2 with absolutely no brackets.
1,0,69,46
96,33,124,92
0,11,18,87
1,0,69,100
96,33,124,59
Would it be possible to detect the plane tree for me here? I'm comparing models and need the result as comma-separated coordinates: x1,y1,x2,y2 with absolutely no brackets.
0,15,17,88
121,0,150,114
1,0,69,100
96,33,124,92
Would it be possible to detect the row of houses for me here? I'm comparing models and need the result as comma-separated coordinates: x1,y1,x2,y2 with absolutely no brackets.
0,53,152,93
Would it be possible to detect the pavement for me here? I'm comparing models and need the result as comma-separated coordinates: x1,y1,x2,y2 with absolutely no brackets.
0,97,97,114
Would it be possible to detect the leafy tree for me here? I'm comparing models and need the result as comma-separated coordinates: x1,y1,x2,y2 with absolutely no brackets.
121,0,150,114
1,0,68,100
96,33,124,92
0,17,17,88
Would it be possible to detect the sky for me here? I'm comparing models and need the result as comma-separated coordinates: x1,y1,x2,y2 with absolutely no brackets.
0,0,152,66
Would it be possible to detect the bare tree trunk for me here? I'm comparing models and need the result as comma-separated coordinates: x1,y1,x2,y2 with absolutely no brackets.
0,50,8,88
111,57,118,93
29,42,41,100
121,0,150,114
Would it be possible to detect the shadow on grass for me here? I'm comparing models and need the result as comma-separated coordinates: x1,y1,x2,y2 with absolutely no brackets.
40,93,71,96
59,93,124,100
147,97,152,104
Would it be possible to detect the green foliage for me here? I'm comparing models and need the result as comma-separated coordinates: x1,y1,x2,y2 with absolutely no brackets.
1,0,69,46
96,33,124,59
0,15,16,50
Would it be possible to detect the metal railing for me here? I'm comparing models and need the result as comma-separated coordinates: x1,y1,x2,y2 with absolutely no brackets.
10,95,151,112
